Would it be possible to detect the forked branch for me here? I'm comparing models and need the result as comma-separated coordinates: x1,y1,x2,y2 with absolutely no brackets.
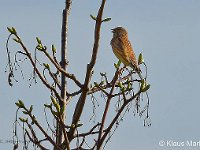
68,0,107,141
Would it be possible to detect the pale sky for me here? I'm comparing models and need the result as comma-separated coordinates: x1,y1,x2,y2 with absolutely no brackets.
1,0,200,150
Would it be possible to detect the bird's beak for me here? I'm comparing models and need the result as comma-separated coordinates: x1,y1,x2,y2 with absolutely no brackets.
111,28,114,33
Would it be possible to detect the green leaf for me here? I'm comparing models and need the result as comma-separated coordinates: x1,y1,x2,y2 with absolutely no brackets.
118,81,123,89
114,60,121,69
43,63,50,70
18,100,25,108
29,105,33,113
12,38,20,43
19,117,28,123
117,60,121,66
51,96,60,112
36,37,41,44
12,27,17,34
140,79,150,92
99,80,105,86
36,44,44,51
127,82,132,90
76,123,83,128
121,87,125,92
114,63,118,69
7,27,13,33
44,103,52,108
94,82,98,87
141,84,151,92
7,27,17,34
138,53,144,65
22,111,28,115
90,14,97,21
140,79,146,90
102,17,111,22
51,96,56,105
118,81,125,92
52,44,56,53
15,102,21,108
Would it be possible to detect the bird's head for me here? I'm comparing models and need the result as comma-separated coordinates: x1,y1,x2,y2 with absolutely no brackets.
111,27,128,37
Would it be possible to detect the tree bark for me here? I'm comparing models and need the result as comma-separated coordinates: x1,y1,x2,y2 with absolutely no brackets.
55,0,71,150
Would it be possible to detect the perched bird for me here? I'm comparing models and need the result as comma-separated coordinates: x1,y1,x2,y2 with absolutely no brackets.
110,27,142,79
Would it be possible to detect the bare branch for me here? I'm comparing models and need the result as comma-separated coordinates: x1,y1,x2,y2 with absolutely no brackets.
66,89,82,97
24,107,62,150
96,69,119,149
68,0,107,141
75,123,101,137
25,123,48,150
43,50,82,88
13,34,62,102
99,90,142,147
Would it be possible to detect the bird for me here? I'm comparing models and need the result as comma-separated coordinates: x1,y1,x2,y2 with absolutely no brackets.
110,27,142,79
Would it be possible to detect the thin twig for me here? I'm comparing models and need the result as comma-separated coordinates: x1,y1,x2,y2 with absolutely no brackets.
14,34,62,103
99,90,142,146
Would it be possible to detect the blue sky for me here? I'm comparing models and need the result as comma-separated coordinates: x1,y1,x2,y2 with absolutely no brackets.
1,0,200,149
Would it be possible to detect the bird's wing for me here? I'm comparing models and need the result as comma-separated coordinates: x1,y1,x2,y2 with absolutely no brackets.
116,37,126,52
111,37,129,65
125,39,139,69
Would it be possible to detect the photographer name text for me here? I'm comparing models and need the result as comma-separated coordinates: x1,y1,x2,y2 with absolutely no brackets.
159,140,200,147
